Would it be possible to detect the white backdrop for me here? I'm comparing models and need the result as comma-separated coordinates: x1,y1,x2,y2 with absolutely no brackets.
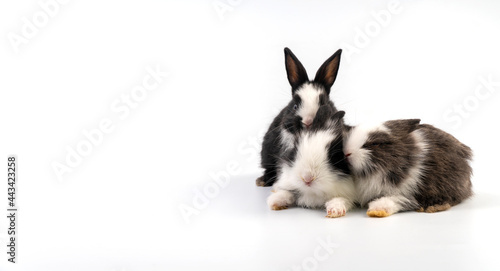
1,0,500,270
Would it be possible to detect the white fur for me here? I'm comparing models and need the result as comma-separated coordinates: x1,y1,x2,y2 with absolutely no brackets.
270,128,357,209
367,196,401,215
347,125,428,212
280,129,295,152
325,197,354,218
344,122,387,173
267,190,294,209
295,83,323,126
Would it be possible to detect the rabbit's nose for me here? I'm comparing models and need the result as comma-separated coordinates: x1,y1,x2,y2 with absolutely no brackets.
301,173,315,186
302,117,313,128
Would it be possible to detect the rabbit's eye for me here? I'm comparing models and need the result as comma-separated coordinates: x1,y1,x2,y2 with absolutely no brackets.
293,104,298,110
363,143,379,148
363,141,389,148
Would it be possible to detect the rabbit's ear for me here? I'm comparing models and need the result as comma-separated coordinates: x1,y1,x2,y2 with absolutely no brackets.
314,49,342,94
385,119,421,137
332,110,345,120
330,110,346,128
285,48,309,91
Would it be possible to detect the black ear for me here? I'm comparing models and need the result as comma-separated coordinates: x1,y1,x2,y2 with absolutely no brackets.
332,110,345,120
284,48,309,91
312,109,345,131
314,49,342,94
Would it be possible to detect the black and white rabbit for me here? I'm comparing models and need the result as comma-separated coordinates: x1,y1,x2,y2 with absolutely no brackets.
267,107,356,218
257,48,343,187
344,119,473,217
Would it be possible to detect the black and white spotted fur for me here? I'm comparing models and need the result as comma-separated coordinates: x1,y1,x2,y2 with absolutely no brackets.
257,48,343,187
344,119,473,217
267,108,357,218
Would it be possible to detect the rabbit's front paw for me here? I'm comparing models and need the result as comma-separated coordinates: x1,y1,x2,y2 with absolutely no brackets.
325,198,348,218
267,190,294,211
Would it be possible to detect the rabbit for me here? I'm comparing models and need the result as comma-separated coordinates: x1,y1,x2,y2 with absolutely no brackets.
266,107,357,218
257,47,343,187
344,119,473,217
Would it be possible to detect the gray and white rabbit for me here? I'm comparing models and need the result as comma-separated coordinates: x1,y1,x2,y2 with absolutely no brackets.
344,119,473,217
267,107,356,218
257,48,343,187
